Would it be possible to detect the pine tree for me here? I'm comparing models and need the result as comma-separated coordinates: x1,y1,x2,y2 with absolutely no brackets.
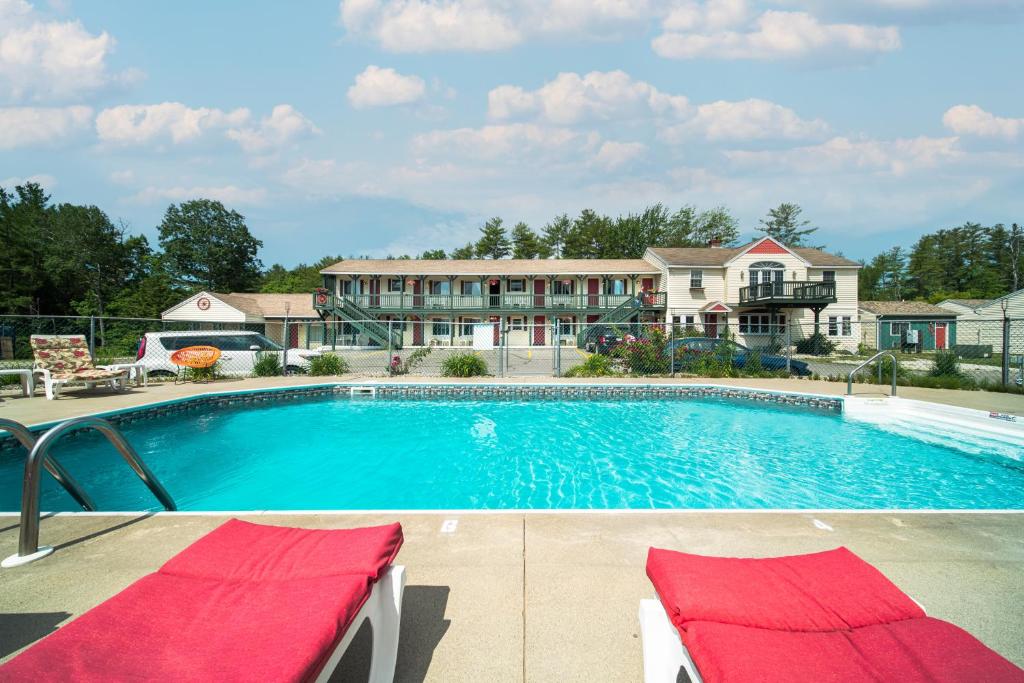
758,203,822,248
511,222,544,259
541,214,571,258
474,217,511,259
419,249,447,259
449,242,475,259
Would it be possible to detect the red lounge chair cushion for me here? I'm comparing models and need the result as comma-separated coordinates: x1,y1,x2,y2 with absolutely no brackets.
646,546,923,632
683,616,1024,683
0,572,371,683
160,519,403,582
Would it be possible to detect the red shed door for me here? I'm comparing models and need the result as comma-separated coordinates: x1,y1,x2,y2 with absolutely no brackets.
533,316,546,346
935,322,947,350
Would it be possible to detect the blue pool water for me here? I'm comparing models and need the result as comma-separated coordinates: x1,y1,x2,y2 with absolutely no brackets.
1,395,1022,510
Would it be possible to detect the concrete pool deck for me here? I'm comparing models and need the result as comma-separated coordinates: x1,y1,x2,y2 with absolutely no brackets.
1,512,1022,680
2,374,1024,427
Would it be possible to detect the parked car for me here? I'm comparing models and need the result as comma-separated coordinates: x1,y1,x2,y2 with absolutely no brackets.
136,331,320,377
667,337,811,376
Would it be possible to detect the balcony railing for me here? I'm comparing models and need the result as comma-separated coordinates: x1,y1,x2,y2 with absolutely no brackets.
738,280,836,305
313,291,667,312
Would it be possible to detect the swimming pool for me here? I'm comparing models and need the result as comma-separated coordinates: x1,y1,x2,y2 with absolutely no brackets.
1,387,1022,511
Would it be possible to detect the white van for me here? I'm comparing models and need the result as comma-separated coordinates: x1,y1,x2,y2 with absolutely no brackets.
135,330,320,377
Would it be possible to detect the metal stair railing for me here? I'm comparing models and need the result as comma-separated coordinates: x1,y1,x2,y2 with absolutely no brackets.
0,418,96,512
3,416,176,568
325,296,403,349
577,295,642,346
846,350,898,396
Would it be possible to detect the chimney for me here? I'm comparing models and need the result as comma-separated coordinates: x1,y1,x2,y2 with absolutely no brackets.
707,238,722,249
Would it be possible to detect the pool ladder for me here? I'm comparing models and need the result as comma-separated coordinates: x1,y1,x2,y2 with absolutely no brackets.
846,351,898,397
0,416,176,568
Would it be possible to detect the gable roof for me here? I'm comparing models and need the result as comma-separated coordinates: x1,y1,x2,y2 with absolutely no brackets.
648,240,859,268
212,292,317,318
319,258,660,276
859,301,957,317
940,298,993,310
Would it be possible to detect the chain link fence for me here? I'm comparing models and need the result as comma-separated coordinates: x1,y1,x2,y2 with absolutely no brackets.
2,314,1022,393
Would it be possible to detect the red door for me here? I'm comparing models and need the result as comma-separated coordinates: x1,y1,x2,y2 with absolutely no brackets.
935,323,947,350
533,279,546,307
588,278,599,306
586,314,599,324
533,315,546,346
288,323,299,348
704,313,718,338
412,280,422,308
411,316,423,345
369,278,380,307
641,277,654,291
490,316,501,345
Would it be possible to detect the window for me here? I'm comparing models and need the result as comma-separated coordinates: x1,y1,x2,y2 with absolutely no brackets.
430,280,450,295
461,317,481,336
607,279,626,295
552,280,574,295
387,278,403,293
889,322,909,336
508,279,525,293
823,270,835,282
557,318,574,336
340,280,353,295
509,316,525,330
690,270,703,289
829,316,852,337
749,261,785,289
460,281,482,296
431,321,450,337
739,314,786,335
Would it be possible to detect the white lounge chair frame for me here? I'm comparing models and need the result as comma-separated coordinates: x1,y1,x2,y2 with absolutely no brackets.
639,594,928,683
315,564,406,683
33,367,128,400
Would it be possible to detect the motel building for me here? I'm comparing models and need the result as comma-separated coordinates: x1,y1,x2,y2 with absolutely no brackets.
314,237,860,350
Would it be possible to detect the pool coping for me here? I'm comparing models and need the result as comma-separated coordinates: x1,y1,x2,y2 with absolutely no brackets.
2,508,1022,517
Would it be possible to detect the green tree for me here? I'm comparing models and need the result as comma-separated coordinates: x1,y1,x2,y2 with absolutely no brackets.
419,249,447,259
158,199,264,292
541,214,571,257
662,205,699,247
0,183,51,313
859,247,907,300
475,217,511,259
511,222,544,259
693,206,740,246
449,242,475,259
563,209,615,258
758,203,822,248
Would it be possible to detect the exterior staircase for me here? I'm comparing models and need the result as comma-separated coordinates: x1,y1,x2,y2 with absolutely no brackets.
577,295,643,347
313,294,403,349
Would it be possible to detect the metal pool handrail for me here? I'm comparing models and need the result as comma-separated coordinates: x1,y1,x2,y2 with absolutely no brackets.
3,416,176,568
0,418,96,512
847,351,898,396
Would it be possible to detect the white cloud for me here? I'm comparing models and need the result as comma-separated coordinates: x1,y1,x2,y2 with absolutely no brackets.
662,0,750,31
96,102,250,145
127,185,267,206
109,169,135,185
0,104,91,148
943,104,1023,140
592,140,646,170
724,135,962,175
488,70,689,124
0,0,140,102
339,0,522,52
661,98,829,141
225,104,320,152
412,123,590,160
652,9,900,61
1,172,56,189
347,65,427,108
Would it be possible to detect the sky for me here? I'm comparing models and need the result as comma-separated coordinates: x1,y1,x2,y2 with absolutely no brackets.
2,0,1023,267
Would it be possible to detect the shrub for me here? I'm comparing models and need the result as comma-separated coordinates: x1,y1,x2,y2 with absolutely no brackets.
308,353,349,376
795,332,837,356
252,351,282,377
930,350,962,378
390,347,432,376
564,353,618,377
441,351,489,377
614,328,670,375
185,361,221,382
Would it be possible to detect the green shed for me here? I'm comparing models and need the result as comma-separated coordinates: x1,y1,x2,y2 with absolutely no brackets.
858,301,958,352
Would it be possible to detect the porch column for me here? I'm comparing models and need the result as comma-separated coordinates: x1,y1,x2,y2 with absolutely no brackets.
478,276,488,309
447,275,456,311
397,275,406,310
576,275,585,310
602,275,612,309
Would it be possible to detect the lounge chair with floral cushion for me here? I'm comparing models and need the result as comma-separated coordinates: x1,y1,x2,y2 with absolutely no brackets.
31,334,129,400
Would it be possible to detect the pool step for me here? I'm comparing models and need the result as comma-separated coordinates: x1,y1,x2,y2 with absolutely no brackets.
349,386,377,398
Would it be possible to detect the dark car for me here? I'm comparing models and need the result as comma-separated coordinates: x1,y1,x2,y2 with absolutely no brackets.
583,326,626,354
666,337,811,376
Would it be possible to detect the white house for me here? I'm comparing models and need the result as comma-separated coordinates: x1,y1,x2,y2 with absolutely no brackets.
161,291,320,348
937,288,1024,353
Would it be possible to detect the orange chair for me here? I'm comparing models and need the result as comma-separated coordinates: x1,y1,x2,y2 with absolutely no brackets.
170,345,221,383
